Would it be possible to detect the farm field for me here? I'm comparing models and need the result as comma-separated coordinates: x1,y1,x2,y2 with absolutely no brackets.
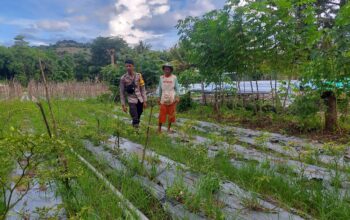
1,99,349,219
1,0,349,219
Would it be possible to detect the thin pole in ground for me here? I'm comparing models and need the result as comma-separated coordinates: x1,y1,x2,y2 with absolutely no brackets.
35,100,52,138
39,59,58,136
141,102,154,167
71,149,149,220
37,59,69,189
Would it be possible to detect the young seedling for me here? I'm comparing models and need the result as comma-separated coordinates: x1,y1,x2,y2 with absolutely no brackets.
178,120,196,143
0,130,67,219
255,132,271,162
241,194,267,212
166,173,189,204
114,114,121,151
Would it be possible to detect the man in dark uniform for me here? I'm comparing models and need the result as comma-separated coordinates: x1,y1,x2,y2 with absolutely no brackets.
120,59,147,128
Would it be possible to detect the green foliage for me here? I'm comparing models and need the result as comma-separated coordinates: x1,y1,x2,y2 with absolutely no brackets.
0,36,167,89
90,36,128,67
288,94,321,118
14,35,29,47
166,174,189,202
166,172,223,219
177,10,229,84
178,69,201,89
177,92,193,112
96,93,116,103
0,129,69,218
100,64,120,81
72,52,90,81
176,0,349,130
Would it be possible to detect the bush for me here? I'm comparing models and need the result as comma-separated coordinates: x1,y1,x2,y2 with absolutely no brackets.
288,94,321,118
96,93,115,103
177,92,193,112
294,115,322,132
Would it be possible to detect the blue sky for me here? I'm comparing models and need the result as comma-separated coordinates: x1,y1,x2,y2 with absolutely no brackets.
0,0,226,50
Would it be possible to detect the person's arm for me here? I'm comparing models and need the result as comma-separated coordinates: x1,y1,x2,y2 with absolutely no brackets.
174,76,180,102
119,76,127,112
139,74,147,105
158,77,162,98
157,77,162,105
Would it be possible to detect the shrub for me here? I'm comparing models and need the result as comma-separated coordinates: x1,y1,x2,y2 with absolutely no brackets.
177,92,193,112
288,94,321,118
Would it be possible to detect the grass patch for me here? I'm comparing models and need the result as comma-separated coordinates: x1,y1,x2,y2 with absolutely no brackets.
2,99,350,219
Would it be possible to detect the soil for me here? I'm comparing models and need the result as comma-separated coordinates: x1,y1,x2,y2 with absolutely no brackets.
215,114,350,144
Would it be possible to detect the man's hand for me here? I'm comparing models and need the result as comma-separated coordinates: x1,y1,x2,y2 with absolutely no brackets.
143,102,147,109
175,97,180,103
122,105,127,113
157,98,161,105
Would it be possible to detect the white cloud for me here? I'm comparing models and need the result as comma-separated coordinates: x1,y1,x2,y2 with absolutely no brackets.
108,0,221,46
65,7,77,14
153,5,170,15
0,18,35,27
29,40,50,46
109,0,170,44
67,15,88,23
36,20,70,32
0,0,225,49
149,0,168,4
187,0,216,17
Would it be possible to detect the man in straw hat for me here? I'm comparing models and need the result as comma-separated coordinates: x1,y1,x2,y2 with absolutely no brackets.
157,63,180,133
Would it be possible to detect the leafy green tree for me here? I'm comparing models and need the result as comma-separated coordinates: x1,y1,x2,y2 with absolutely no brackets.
73,52,90,81
134,41,151,54
177,10,231,111
13,35,29,47
178,69,201,89
302,1,350,131
0,46,16,80
52,55,75,81
90,37,128,68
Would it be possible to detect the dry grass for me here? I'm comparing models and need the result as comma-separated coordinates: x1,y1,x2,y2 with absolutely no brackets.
0,81,110,100
0,82,23,100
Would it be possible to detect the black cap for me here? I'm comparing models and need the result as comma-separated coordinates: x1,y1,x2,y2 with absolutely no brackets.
125,59,134,65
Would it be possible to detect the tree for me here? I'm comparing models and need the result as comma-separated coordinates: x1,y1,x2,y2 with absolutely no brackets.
52,55,75,81
135,41,151,54
90,37,128,68
177,10,231,111
0,46,16,80
302,0,350,131
13,35,29,47
303,27,349,130
73,52,90,81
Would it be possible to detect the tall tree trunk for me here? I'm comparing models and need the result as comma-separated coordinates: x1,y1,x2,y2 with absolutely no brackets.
255,80,261,112
201,81,207,105
249,80,257,113
321,91,338,132
214,84,220,114
237,78,241,94
243,77,246,93
107,49,116,67
249,80,254,94
283,78,291,110
270,74,275,107
274,75,278,109
237,77,241,108
221,80,225,106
